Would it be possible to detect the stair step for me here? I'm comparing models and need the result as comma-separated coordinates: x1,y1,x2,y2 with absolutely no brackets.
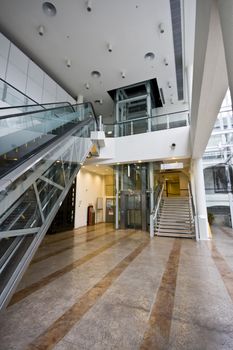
156,227,193,233
156,232,195,239
157,223,191,228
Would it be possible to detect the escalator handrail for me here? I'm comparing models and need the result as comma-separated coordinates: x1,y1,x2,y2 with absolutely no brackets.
0,116,95,186
0,101,96,121
0,77,38,105
0,101,74,110
0,78,76,111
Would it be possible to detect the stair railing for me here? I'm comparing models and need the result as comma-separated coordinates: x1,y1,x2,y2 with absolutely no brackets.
188,183,196,237
150,183,164,238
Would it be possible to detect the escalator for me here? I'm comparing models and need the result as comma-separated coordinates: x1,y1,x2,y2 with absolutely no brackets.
0,101,97,309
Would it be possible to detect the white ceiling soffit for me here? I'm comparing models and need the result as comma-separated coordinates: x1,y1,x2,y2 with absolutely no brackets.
0,0,185,120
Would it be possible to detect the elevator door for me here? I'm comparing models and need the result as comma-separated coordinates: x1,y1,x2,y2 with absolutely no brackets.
120,192,142,229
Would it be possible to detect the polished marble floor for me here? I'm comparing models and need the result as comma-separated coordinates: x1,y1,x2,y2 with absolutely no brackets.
1,223,233,349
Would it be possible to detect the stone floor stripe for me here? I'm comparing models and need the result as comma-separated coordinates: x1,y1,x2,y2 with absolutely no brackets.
140,239,182,350
31,229,116,265
9,230,137,307
25,240,149,350
41,224,112,247
210,241,233,302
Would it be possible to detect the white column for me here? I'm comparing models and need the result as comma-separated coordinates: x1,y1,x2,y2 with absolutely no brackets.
192,158,209,240
217,0,233,106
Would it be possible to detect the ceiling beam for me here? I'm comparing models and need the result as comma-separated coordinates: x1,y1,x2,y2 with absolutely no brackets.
191,0,228,159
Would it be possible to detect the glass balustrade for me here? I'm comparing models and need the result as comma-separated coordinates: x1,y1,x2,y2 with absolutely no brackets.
104,110,189,137
0,102,95,178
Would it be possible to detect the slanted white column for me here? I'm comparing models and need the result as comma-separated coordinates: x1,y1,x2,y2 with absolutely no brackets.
192,158,209,240
217,0,233,106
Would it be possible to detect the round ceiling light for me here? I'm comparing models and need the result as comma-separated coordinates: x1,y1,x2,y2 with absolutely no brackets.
144,52,155,60
42,2,57,17
91,70,101,78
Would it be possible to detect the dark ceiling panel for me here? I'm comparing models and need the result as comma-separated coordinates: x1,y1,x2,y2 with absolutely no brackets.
170,0,184,100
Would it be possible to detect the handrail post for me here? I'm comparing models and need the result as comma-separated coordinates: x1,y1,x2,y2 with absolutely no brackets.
150,214,154,238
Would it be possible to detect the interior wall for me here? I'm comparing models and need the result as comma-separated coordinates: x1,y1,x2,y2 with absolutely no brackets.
0,32,75,104
75,168,105,228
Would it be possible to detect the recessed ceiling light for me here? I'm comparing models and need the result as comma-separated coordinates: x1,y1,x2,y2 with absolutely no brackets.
42,2,57,17
168,81,172,88
38,25,45,36
164,58,168,66
144,52,155,60
159,23,165,34
94,99,103,105
85,83,90,89
66,59,71,68
107,43,113,53
107,131,113,135
91,70,101,78
138,160,142,163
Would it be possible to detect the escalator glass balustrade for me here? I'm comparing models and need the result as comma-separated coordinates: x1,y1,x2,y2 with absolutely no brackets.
0,102,97,309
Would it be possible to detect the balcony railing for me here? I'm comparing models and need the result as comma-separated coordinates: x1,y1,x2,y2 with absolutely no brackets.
104,110,189,137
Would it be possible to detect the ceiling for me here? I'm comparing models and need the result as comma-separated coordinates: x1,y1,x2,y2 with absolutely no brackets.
82,164,113,176
0,0,185,122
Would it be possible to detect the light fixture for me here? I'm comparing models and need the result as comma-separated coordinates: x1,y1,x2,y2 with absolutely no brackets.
94,99,103,105
107,43,113,53
42,2,57,16
159,23,165,34
107,131,113,135
164,58,168,66
138,160,142,163
167,81,172,88
91,70,101,78
86,0,92,12
66,59,71,68
170,97,174,104
117,162,120,165
121,70,126,79
171,143,176,150
85,83,90,89
144,52,155,60
38,25,45,36
96,164,99,167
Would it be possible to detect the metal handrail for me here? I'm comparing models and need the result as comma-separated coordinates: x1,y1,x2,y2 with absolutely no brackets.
104,109,189,126
150,183,164,238
188,183,196,236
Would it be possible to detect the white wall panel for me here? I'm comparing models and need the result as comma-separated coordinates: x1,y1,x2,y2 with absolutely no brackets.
0,55,7,79
6,62,27,93
0,32,75,105
0,33,10,59
9,44,28,74
26,78,43,103
28,61,43,86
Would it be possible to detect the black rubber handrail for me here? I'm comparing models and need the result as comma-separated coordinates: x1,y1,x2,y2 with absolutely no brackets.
0,78,38,105
0,101,95,121
0,78,75,109
0,101,73,110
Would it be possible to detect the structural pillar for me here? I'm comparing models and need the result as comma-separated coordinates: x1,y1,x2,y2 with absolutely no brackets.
217,0,233,107
115,165,119,229
192,158,209,240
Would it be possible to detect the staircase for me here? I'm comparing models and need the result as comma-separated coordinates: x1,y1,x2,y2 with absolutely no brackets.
155,196,195,238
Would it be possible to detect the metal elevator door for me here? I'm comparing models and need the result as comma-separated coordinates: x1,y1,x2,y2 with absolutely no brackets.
120,191,142,229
